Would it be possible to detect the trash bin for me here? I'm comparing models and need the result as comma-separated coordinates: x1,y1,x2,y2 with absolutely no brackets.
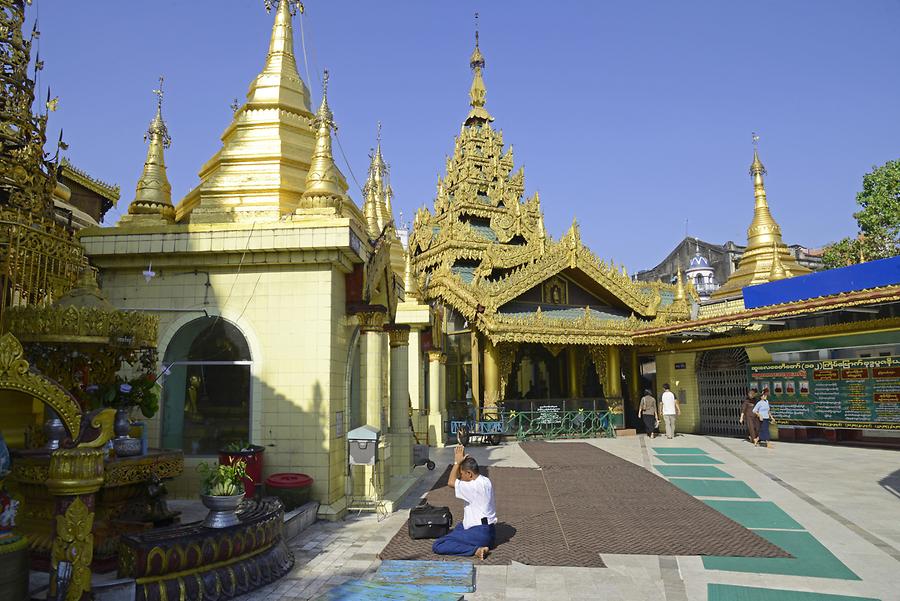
347,425,380,465
265,473,313,511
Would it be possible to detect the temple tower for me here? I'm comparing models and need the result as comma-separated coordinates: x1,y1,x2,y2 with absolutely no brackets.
712,141,811,298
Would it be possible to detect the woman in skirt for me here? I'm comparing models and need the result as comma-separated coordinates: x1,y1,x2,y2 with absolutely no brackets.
753,388,775,448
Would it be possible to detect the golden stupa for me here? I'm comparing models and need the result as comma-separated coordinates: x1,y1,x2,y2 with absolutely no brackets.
712,145,811,298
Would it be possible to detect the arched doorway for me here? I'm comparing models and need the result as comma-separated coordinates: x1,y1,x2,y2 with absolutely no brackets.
697,348,749,436
161,317,251,455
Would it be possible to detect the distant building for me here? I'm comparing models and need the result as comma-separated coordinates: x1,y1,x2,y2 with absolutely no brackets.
637,237,823,299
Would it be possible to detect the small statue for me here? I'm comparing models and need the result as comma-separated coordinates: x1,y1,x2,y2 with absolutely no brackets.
186,375,200,415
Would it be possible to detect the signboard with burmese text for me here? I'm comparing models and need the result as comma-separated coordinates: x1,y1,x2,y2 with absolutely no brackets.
748,356,900,430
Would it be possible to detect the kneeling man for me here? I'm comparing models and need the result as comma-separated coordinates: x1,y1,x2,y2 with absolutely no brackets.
433,444,497,560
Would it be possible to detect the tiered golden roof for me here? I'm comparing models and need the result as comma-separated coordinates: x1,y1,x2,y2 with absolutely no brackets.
409,31,690,346
711,146,811,298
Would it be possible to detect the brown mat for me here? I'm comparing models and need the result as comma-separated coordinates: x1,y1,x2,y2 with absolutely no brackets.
520,441,790,558
379,465,604,566
378,442,789,567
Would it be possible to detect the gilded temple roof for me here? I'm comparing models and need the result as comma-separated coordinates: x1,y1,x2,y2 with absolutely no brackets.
410,35,691,346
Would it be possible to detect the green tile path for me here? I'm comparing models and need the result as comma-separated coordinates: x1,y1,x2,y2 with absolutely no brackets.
652,447,709,454
703,500,804,530
703,526,860,580
653,445,863,595
655,454,724,464
670,478,759,498
708,584,879,601
654,465,733,478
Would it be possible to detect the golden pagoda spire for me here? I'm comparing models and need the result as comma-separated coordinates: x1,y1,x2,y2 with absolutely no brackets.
466,12,493,124
711,133,812,298
768,241,787,280
248,1,310,112
746,138,784,251
674,266,686,301
363,122,390,238
302,70,346,200
124,76,175,224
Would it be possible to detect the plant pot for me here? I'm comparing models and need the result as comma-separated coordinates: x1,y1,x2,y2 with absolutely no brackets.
219,445,265,499
200,493,244,528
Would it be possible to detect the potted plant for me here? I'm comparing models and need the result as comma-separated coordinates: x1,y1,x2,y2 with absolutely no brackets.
198,459,247,528
219,440,265,498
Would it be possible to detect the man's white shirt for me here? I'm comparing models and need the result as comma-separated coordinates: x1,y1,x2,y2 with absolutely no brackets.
661,390,678,415
455,475,498,529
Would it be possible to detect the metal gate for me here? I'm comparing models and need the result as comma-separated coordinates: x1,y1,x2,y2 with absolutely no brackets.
697,348,749,436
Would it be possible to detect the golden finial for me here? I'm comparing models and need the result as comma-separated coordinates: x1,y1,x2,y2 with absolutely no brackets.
152,75,164,112
264,0,303,15
674,266,686,301
768,241,787,280
466,11,493,123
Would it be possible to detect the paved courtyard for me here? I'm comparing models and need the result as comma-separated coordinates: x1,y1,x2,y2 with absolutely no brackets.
237,435,900,601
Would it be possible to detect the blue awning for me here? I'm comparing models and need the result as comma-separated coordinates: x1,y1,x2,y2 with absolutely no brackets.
742,255,900,309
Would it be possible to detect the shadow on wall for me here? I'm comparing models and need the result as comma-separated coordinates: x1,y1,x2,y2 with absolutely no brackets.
161,339,335,505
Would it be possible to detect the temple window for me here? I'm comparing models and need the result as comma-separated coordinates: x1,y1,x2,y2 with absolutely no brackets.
160,317,252,455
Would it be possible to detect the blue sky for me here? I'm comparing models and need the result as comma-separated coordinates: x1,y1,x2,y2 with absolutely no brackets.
29,0,900,272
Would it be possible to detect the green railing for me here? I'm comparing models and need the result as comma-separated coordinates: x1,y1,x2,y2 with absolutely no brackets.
506,409,616,441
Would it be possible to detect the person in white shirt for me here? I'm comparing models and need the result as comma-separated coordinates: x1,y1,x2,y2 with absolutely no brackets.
659,383,680,439
432,444,497,559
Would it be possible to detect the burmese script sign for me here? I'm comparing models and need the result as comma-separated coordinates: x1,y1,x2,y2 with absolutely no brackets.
748,357,900,430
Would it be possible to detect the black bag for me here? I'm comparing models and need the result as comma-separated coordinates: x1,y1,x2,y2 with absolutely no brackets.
408,503,453,539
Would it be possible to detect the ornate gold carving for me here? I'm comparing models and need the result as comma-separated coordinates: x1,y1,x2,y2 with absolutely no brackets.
497,343,518,401
0,333,82,439
50,497,95,601
5,303,158,347
386,326,410,347
103,453,184,488
426,350,445,364
589,346,608,383
47,448,105,496
76,408,117,449
356,309,386,333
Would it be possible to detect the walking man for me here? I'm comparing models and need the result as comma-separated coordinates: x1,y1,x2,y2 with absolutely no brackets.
432,444,497,559
659,383,680,439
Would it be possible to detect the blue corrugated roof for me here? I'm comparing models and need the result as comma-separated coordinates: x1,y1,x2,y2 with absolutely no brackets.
743,255,900,309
